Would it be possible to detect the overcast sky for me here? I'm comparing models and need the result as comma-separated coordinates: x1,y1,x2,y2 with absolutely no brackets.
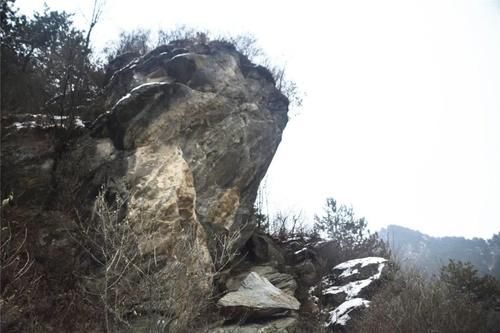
16,0,500,239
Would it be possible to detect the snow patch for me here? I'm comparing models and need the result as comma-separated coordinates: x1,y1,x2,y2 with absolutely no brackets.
74,118,85,128
114,93,131,108
8,115,85,130
311,257,389,328
323,278,374,299
324,257,387,299
294,248,307,255
327,298,370,326
113,82,169,109
11,121,37,129
333,257,387,271
338,267,359,279
170,52,190,61
130,81,168,93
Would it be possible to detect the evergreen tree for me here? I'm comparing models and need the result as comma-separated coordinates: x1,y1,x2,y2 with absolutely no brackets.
314,198,389,259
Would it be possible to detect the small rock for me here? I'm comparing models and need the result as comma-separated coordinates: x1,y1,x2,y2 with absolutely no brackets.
210,316,298,333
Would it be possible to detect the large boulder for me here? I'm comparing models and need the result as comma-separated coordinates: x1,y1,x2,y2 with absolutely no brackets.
85,41,288,241
218,272,300,318
59,41,288,317
1,40,288,331
226,265,297,296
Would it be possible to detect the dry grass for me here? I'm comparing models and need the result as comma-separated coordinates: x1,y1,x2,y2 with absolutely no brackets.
71,190,244,332
0,219,38,329
350,266,489,333
1,185,243,332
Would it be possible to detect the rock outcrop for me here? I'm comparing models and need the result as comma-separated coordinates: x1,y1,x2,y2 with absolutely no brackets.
1,38,390,333
310,257,388,328
1,40,288,332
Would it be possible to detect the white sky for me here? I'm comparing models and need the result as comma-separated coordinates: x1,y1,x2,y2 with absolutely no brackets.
16,0,500,238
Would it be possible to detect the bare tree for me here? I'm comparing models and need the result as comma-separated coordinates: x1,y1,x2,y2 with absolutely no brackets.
84,0,105,50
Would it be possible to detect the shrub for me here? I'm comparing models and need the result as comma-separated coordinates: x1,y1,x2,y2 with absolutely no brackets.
350,264,497,333
72,190,219,332
0,218,38,330
267,211,311,242
440,259,500,305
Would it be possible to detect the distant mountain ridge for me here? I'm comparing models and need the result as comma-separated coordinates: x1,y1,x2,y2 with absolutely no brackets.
379,225,500,278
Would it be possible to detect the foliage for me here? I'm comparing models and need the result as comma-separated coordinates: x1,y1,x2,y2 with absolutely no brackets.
72,190,215,332
0,217,38,331
212,223,246,273
490,232,500,278
440,259,500,306
314,198,389,260
350,259,500,333
351,269,486,333
1,0,104,123
157,25,208,46
260,211,312,241
103,28,153,62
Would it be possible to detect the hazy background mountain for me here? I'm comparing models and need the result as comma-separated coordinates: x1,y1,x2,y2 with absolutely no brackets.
380,225,500,278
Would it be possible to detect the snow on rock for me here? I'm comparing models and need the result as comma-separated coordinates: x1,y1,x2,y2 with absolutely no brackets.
7,114,86,130
310,256,389,328
113,93,131,107
74,118,85,128
327,298,370,326
338,267,359,279
334,257,387,282
130,81,169,93
113,81,170,109
323,278,374,300
333,257,387,270
325,257,387,300
294,247,308,255
11,121,37,129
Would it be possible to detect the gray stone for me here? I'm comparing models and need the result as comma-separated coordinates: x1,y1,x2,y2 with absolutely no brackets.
210,317,298,333
250,232,286,266
218,272,300,316
226,266,297,296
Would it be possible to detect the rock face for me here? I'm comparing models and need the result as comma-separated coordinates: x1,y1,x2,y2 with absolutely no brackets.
218,272,300,317
93,41,288,241
1,40,288,331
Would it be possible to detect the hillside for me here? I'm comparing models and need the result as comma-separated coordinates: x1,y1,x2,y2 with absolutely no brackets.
380,225,500,278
